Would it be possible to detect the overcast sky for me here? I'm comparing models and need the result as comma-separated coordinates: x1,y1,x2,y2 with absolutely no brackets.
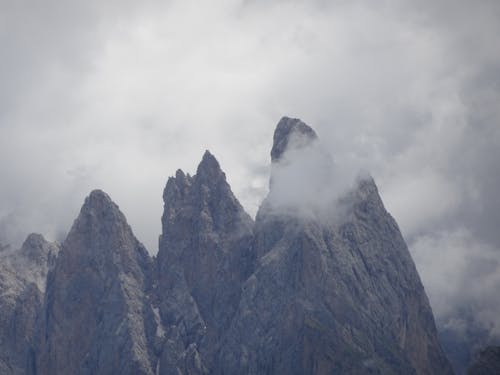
1,0,499,346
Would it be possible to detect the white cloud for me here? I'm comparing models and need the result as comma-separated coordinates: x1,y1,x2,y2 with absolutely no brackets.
411,228,500,338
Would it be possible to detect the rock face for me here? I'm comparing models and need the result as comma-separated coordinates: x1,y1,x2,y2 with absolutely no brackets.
37,190,156,375
0,233,58,375
155,151,254,374
215,117,453,375
0,116,454,374
9,233,60,292
0,263,39,375
467,346,500,375
271,117,318,162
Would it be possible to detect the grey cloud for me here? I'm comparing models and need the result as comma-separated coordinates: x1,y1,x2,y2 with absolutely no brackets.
266,128,361,221
411,229,500,338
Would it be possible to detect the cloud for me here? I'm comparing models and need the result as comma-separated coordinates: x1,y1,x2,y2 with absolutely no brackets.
411,228,500,338
267,133,342,216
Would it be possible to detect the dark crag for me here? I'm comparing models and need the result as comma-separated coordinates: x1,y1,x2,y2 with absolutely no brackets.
0,117,454,374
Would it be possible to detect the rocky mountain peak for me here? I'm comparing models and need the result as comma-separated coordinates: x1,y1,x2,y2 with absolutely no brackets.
14,233,60,292
217,117,453,375
0,234,57,374
61,190,151,281
19,233,58,265
38,190,155,375
67,189,135,252
0,116,456,375
156,150,254,374
22,232,46,248
164,170,192,204
196,149,225,182
174,169,191,185
163,151,251,234
271,116,318,162
81,189,120,216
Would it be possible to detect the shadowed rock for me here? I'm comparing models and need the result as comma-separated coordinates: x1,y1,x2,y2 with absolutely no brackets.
0,263,40,375
156,150,254,374
271,116,318,162
215,118,453,375
0,116,456,375
37,190,156,375
467,346,500,375
12,233,59,292
0,233,59,375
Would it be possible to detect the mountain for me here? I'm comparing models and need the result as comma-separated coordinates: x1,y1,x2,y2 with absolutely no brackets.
0,116,454,374
155,151,254,374
0,234,59,374
7,233,59,292
215,117,453,374
37,190,157,374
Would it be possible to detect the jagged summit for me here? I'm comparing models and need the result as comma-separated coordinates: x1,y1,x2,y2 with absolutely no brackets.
271,116,318,162
19,233,52,261
217,117,453,375
174,168,192,182
199,149,219,168
164,151,226,203
196,149,225,181
156,149,254,374
64,189,149,260
71,189,132,240
38,189,155,375
83,189,116,211
267,116,339,213
19,232,58,262
2,232,60,293
0,116,454,375
22,233,46,246
161,150,253,242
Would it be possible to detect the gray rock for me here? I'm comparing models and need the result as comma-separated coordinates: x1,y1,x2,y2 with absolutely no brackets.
271,116,318,162
8,233,60,292
216,117,453,375
0,262,40,375
467,346,500,375
0,116,456,375
0,233,58,375
156,150,254,374
37,190,157,375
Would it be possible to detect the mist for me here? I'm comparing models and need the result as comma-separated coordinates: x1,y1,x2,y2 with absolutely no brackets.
267,129,349,217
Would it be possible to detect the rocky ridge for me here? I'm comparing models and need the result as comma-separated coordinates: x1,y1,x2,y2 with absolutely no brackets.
155,151,254,374
0,234,59,374
37,190,156,374
215,117,452,375
0,117,454,374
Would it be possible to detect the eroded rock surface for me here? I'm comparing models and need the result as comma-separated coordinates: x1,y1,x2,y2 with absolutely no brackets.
0,116,455,375
0,233,59,375
37,190,156,375
216,117,453,375
156,151,254,374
